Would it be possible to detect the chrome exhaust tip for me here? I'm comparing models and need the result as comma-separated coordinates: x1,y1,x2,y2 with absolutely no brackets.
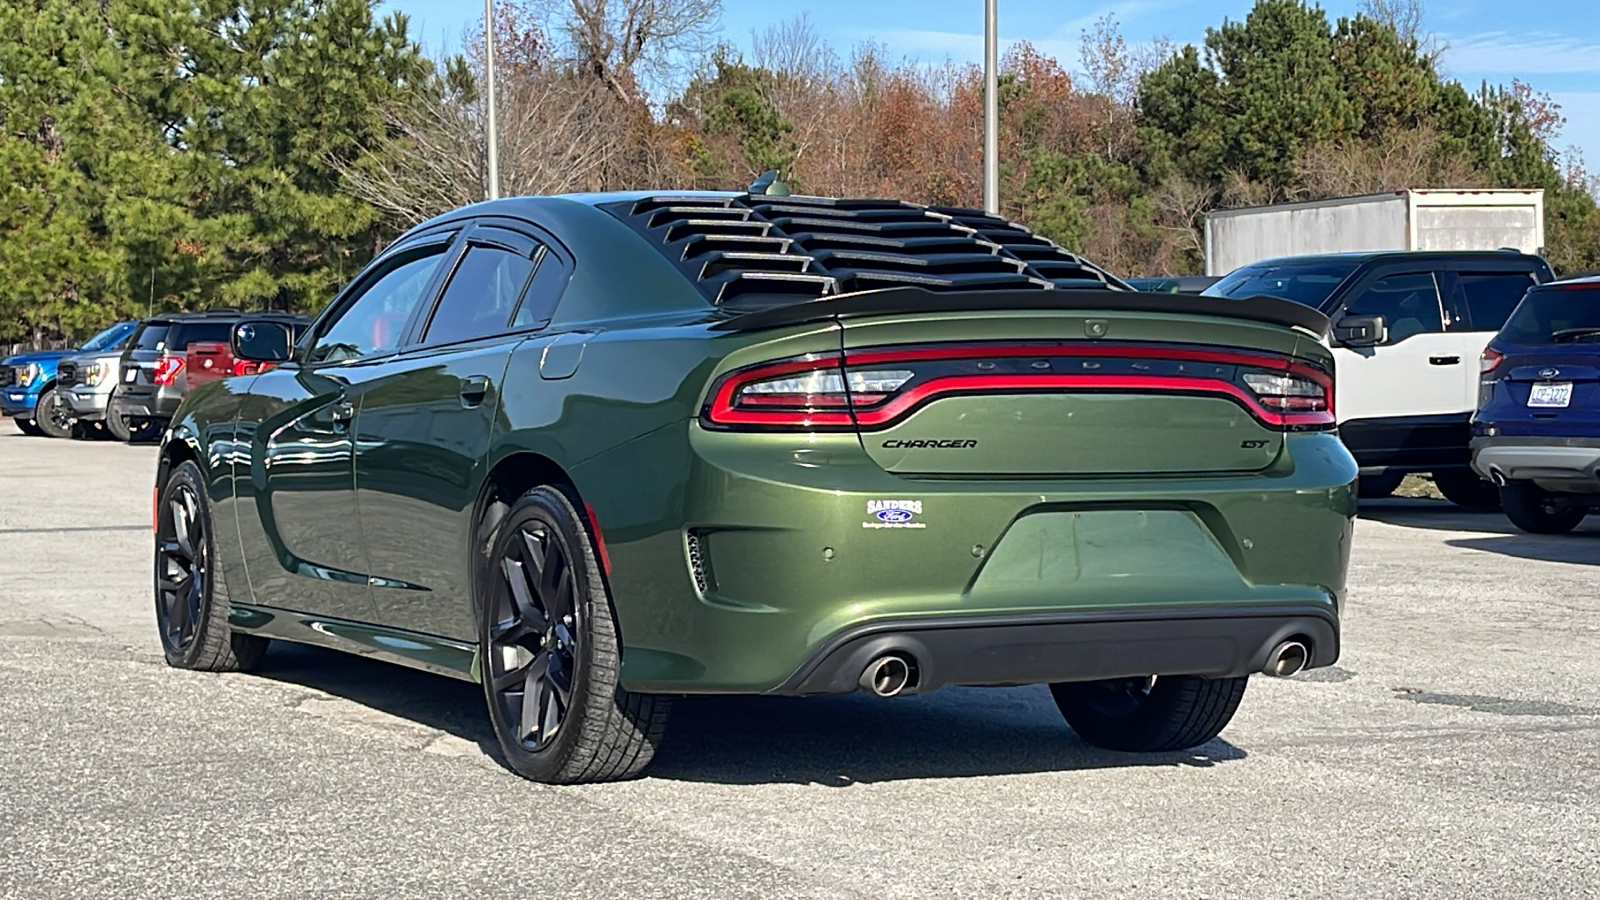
859,654,915,697
1263,640,1309,677
1488,468,1508,487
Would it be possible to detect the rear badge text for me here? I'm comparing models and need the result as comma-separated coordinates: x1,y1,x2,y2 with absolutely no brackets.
881,439,978,449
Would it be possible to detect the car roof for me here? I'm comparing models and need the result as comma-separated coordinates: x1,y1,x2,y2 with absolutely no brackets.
1239,250,1545,267
1539,274,1600,288
143,310,310,324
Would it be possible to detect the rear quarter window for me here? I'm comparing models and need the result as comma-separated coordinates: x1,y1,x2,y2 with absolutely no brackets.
167,321,235,350
133,323,172,351
1450,272,1541,331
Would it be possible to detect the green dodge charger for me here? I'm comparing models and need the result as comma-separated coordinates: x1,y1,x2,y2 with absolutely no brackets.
153,191,1357,783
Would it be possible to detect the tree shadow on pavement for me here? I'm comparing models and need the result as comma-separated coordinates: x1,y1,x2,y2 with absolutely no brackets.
251,643,1247,785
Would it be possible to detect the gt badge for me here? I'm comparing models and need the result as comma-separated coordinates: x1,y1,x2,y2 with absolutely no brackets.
864,499,926,529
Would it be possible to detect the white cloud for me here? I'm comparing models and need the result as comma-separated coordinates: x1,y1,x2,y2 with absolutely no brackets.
1441,32,1600,76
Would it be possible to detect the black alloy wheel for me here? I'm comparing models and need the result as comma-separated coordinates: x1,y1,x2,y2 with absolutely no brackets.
156,477,208,654
34,387,73,439
154,460,269,671
478,486,669,783
488,521,581,753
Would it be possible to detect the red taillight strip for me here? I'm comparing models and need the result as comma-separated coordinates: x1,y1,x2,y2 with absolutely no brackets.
847,342,1330,386
706,354,855,427
847,373,1331,428
703,343,1334,430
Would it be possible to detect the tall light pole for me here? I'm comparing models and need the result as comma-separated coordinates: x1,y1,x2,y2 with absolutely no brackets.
484,0,501,200
983,0,999,214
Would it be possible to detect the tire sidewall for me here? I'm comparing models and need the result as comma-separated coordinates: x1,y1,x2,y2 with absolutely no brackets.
156,461,224,667
106,390,133,442
35,387,72,439
1502,481,1587,534
478,486,611,780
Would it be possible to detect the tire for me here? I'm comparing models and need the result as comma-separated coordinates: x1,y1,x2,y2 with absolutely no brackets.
155,460,270,671
1051,674,1248,752
478,485,670,784
1433,469,1501,509
1501,481,1588,534
13,417,44,437
1357,471,1404,499
105,390,133,442
34,386,73,439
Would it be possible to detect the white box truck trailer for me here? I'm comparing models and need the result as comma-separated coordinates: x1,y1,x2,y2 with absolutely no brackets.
1203,189,1545,276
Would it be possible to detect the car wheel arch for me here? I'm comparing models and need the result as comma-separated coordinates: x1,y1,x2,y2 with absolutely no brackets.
156,431,204,489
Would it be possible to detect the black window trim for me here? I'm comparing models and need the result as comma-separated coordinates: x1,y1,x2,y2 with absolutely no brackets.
398,215,576,354
297,228,463,368
407,224,544,351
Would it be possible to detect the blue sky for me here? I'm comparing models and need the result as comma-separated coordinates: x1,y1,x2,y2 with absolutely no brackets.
383,0,1600,174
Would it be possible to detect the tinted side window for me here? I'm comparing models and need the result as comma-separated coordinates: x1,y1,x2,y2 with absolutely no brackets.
1451,272,1539,331
134,323,172,351
308,250,445,364
1345,273,1443,344
168,321,234,350
422,246,536,345
511,251,571,330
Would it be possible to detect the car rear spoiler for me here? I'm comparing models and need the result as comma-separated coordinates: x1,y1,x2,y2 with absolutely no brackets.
709,287,1330,335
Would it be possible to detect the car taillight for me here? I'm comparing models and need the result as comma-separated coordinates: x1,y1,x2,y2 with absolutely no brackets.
152,355,185,386
1241,372,1331,413
1480,347,1504,374
232,360,276,376
704,344,1336,431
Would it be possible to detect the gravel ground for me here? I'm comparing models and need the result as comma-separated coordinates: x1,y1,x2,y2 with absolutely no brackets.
1,430,1597,899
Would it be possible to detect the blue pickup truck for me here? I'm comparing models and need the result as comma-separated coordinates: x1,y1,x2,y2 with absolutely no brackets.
2,321,139,438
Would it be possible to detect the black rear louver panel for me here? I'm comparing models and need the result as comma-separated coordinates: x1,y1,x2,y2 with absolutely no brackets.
602,194,1125,310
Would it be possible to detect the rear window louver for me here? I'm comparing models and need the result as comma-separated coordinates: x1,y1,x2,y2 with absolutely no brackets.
603,195,1124,310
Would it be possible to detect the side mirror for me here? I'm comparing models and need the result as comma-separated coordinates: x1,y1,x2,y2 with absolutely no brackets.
1333,314,1386,347
232,320,293,363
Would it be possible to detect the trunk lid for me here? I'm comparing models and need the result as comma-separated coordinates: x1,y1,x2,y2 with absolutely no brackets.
837,309,1327,477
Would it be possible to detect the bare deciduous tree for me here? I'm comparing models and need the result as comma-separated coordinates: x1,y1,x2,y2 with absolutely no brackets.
553,0,721,102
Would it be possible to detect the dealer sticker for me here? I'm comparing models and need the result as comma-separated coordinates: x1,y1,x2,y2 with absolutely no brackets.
864,499,926,529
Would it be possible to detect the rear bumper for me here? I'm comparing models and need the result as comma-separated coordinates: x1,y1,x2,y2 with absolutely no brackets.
1473,435,1600,488
110,389,181,422
583,428,1357,695
773,605,1339,695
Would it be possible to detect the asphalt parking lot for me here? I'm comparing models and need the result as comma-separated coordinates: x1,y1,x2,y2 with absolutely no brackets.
2,431,1598,899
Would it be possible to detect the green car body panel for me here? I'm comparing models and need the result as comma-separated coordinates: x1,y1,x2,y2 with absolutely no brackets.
157,192,1356,698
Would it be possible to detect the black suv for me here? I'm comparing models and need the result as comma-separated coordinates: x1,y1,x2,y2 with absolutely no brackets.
110,310,310,441
1205,251,1556,505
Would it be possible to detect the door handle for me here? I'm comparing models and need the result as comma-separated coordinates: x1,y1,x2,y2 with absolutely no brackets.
459,375,490,407
1429,356,1461,366
330,400,354,423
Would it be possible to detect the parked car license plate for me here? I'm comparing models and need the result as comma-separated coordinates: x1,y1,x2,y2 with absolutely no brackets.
1528,382,1573,408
